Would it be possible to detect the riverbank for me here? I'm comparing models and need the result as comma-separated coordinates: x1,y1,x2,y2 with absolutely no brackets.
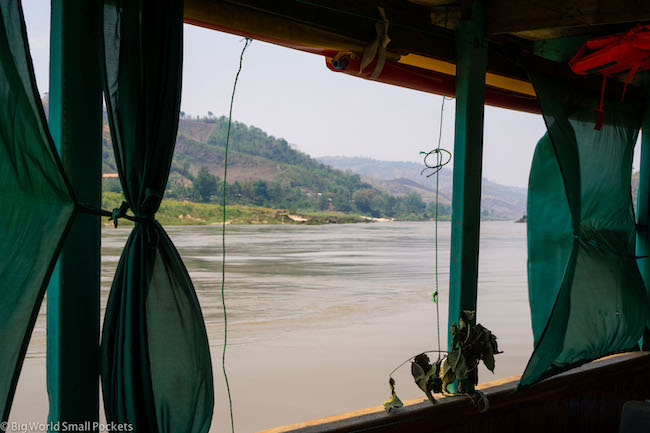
102,192,371,226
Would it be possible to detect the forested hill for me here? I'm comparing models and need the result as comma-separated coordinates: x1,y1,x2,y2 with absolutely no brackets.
101,114,527,220
102,115,439,220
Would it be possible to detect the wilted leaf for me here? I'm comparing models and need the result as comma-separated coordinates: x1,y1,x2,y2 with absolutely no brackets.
473,324,489,345
425,367,437,385
451,332,460,350
413,353,431,371
490,334,500,353
424,382,438,405
483,350,495,372
461,310,475,322
411,356,439,405
454,354,471,380
383,392,404,413
429,375,443,394
441,360,456,393
446,348,461,371
411,361,428,393
463,326,473,344
426,358,443,394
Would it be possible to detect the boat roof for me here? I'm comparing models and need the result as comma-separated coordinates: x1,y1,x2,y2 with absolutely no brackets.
183,0,650,113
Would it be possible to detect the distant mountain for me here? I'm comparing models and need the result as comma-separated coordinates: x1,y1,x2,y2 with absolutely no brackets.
317,156,527,220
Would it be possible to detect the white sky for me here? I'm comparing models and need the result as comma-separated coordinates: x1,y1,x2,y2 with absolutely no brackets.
21,1,641,188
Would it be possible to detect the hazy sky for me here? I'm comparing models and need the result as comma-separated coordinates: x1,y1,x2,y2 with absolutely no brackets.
23,2,639,188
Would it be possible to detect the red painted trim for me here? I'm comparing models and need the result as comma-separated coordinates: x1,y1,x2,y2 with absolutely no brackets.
326,56,541,114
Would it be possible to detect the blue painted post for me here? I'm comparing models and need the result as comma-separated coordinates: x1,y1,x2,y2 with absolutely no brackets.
448,0,487,346
47,0,102,427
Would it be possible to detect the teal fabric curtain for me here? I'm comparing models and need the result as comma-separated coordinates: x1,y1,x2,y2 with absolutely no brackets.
521,71,649,387
0,0,75,421
100,1,214,432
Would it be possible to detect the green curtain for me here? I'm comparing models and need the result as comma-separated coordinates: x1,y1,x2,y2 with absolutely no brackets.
521,71,649,387
100,1,214,432
0,0,75,422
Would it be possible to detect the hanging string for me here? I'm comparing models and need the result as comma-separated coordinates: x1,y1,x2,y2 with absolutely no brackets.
221,37,252,433
387,350,449,380
420,96,452,360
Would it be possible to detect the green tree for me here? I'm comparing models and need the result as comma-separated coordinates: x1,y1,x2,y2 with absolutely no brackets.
353,188,382,217
192,166,218,203
318,194,330,211
268,180,283,203
180,159,193,180
240,181,255,202
426,201,451,218
165,181,190,201
253,180,270,206
403,192,426,214
103,178,122,194
382,194,398,217
227,181,242,202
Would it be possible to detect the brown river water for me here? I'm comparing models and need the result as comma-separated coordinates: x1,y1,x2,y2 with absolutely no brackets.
11,221,533,432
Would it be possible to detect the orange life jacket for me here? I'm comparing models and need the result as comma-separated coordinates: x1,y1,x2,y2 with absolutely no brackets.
569,24,650,130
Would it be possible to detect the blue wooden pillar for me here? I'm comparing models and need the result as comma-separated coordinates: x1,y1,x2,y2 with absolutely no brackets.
47,0,102,427
637,73,650,350
448,0,487,346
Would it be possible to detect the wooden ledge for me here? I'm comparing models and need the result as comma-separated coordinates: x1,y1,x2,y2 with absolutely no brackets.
258,352,650,433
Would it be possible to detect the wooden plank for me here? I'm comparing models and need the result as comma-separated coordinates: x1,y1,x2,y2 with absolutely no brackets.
257,352,650,433
186,0,532,83
487,0,650,34
408,0,457,6
185,0,369,54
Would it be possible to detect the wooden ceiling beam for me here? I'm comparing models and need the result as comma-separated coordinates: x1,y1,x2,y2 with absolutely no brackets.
408,0,458,6
191,0,532,81
207,0,458,62
487,0,650,34
184,0,645,110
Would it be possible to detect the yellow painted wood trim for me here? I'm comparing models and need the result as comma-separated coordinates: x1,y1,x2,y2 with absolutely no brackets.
399,53,536,96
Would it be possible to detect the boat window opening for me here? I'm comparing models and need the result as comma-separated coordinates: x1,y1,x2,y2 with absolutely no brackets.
12,4,650,433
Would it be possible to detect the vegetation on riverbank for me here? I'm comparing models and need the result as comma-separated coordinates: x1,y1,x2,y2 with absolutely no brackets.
101,192,371,226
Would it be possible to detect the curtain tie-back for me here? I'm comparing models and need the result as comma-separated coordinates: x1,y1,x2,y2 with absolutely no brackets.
78,201,155,227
